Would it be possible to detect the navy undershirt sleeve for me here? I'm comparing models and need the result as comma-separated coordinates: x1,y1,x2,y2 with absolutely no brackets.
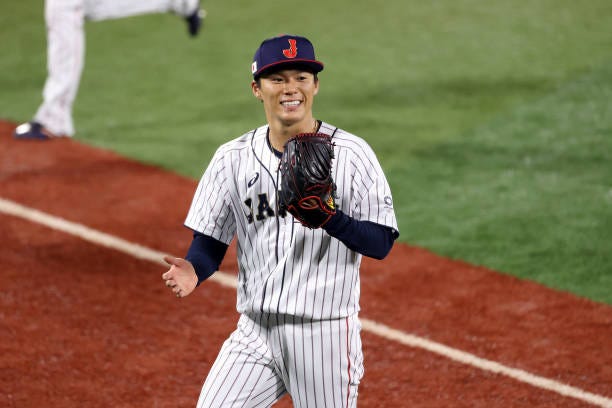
185,232,229,286
322,210,399,260
185,212,396,283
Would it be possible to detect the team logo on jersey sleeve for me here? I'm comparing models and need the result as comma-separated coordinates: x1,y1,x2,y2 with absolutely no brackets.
384,196,393,208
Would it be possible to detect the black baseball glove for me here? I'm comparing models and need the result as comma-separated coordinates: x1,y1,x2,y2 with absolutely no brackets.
278,132,336,229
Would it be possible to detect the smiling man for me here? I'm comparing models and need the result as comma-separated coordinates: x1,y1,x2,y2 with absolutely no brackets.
250,35,322,150
162,34,399,407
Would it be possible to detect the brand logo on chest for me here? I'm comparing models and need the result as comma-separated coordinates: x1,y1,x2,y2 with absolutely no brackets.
247,172,260,188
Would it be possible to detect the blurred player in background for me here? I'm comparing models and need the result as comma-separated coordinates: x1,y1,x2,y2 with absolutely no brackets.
162,34,399,407
13,0,205,140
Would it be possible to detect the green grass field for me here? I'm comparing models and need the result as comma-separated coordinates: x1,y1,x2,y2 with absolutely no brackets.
1,0,611,303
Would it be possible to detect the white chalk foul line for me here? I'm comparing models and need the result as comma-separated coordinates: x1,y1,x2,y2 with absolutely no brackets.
0,198,236,290
1,197,610,408
360,320,611,407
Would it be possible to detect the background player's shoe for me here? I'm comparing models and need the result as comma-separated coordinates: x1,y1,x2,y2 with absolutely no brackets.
185,3,206,37
13,121,63,140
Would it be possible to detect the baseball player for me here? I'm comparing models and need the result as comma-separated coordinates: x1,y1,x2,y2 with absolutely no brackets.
13,0,205,140
162,34,399,407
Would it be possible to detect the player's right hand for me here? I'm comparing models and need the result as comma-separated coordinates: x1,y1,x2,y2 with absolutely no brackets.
162,256,198,299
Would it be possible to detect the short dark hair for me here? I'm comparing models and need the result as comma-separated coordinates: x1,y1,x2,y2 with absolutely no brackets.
255,69,319,86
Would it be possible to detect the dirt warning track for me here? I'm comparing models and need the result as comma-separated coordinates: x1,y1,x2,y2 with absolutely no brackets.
1,120,611,407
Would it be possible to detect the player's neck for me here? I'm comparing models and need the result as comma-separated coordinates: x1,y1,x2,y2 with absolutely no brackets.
268,118,319,151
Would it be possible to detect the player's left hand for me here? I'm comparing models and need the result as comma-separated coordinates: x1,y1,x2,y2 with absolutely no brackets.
162,256,198,298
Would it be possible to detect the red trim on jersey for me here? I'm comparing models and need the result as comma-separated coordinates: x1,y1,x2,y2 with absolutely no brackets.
346,316,351,407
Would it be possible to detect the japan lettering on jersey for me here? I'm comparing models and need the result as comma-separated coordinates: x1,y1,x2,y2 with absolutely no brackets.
185,122,398,319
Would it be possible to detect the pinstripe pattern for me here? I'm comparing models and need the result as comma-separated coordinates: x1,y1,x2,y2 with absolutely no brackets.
196,315,286,407
197,314,363,407
185,122,398,319
185,122,396,406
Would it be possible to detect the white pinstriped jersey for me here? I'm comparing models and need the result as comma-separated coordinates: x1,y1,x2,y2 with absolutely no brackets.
185,121,398,319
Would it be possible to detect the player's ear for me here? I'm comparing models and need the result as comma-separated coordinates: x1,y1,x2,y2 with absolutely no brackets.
251,81,263,101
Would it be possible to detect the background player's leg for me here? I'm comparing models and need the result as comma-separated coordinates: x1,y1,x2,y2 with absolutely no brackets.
84,0,199,21
33,0,85,137
197,315,287,408
280,315,364,408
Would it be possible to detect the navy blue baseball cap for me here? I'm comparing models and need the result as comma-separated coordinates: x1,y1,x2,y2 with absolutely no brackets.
251,34,324,79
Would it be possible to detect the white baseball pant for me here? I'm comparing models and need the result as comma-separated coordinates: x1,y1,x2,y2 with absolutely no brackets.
34,0,198,136
197,313,364,408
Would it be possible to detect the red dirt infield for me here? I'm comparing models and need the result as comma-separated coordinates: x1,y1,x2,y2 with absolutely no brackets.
1,120,611,407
